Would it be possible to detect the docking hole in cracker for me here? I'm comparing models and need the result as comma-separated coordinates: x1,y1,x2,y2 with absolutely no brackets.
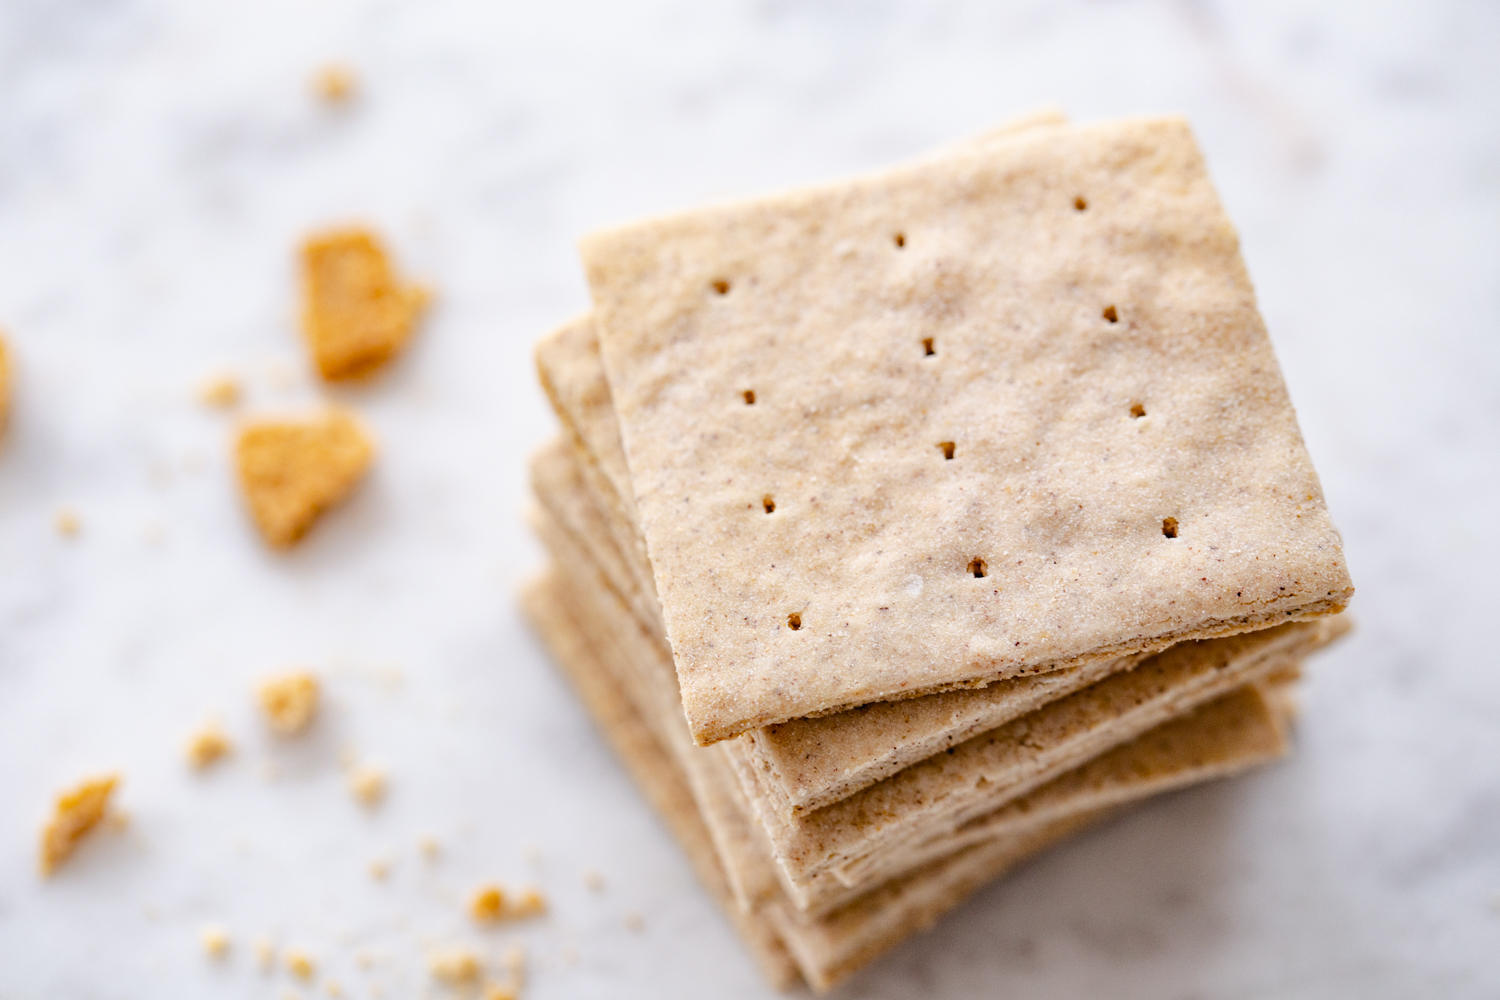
763,495,776,514
968,558,988,578
743,390,756,405
711,279,730,295
787,612,802,630
1074,195,1088,210
1162,517,1179,538
1103,304,1119,323
1131,402,1146,418
939,441,956,460
893,232,906,248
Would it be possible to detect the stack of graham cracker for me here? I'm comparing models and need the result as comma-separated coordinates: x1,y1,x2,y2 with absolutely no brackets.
521,112,1353,992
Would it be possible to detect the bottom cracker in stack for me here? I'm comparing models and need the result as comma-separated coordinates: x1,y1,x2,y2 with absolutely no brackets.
523,562,1308,992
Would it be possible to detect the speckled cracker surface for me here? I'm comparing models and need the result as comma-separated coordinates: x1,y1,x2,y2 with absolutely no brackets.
582,116,1353,744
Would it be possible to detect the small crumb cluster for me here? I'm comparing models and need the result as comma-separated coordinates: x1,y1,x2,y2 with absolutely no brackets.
258,671,321,735
469,883,548,923
186,721,234,769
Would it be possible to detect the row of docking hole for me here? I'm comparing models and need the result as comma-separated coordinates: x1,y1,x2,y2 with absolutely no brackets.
786,516,1180,633
705,199,1176,630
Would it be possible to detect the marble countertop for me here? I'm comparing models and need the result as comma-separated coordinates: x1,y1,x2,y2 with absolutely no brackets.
1,1,1496,996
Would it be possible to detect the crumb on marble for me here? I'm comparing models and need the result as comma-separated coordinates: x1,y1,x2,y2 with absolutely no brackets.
55,508,81,537
313,64,356,104
419,835,441,860
582,869,604,892
482,981,518,1000
198,373,241,409
300,228,429,381
235,409,374,547
0,329,11,439
39,773,120,876
202,924,230,959
429,947,481,984
470,884,504,922
511,887,547,920
368,857,391,881
624,912,645,933
286,948,315,980
257,671,320,735
349,766,386,807
186,721,233,768
324,980,343,997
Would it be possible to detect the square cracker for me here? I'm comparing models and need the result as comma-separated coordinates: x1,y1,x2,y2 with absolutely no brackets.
581,116,1353,744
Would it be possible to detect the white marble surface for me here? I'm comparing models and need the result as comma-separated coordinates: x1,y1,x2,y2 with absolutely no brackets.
1,1,1497,996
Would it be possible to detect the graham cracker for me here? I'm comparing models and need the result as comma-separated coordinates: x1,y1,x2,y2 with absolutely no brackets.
739,615,1344,889
518,572,799,990
580,116,1353,743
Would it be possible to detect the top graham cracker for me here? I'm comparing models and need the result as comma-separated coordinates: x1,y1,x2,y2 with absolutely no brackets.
580,116,1353,745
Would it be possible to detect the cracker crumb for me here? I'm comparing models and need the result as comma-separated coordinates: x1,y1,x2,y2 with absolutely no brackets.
511,888,547,920
198,373,241,409
482,982,518,1000
623,912,645,932
255,937,275,971
368,857,391,880
186,721,233,768
201,924,231,959
0,330,11,439
429,947,481,984
419,835,441,860
39,773,120,875
324,980,343,997
286,948,316,980
235,409,374,547
582,869,604,892
349,766,386,807
470,884,504,921
300,228,429,381
258,671,320,735
313,64,356,104
502,945,525,986
55,508,81,537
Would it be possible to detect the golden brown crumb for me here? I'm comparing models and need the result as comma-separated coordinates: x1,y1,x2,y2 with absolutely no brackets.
470,884,504,921
0,331,11,440
186,722,233,768
510,887,547,919
286,948,316,980
313,64,356,104
258,671,320,735
39,774,120,876
198,373,241,409
235,409,374,547
201,924,231,959
502,945,525,987
348,766,386,807
55,508,81,537
470,883,546,922
300,228,429,381
582,869,604,892
429,948,481,984
419,835,441,860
